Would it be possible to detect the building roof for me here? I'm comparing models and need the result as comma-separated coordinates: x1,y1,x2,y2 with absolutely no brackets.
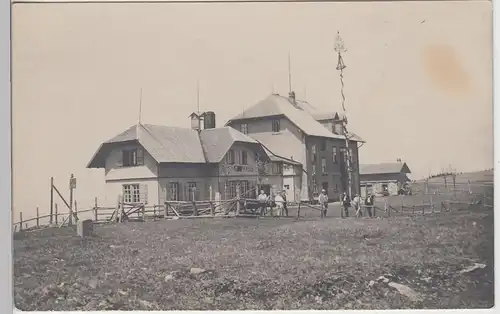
200,126,259,163
226,94,363,142
359,162,411,175
250,131,305,164
87,124,263,168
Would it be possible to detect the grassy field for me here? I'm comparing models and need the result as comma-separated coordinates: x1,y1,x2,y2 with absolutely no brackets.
14,191,494,311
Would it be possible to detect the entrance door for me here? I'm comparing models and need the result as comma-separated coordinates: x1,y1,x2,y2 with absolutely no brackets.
283,177,294,202
260,184,271,196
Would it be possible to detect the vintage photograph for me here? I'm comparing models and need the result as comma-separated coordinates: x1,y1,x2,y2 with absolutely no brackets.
12,0,494,311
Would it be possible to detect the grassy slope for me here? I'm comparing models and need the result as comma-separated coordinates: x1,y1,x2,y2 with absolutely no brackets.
14,204,494,310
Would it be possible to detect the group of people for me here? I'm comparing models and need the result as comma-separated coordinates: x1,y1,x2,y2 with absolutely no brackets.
255,188,376,218
341,192,376,218
257,189,289,216
316,189,376,218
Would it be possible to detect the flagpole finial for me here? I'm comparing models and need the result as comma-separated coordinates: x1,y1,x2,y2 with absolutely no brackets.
334,31,347,53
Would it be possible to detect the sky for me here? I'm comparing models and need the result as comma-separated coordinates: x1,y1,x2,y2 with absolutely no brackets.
12,1,493,218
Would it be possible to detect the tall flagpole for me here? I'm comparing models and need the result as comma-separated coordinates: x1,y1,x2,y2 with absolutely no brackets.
136,88,143,141
334,32,353,199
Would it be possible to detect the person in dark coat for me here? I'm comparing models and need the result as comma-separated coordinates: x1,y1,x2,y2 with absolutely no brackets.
341,192,351,218
281,190,288,216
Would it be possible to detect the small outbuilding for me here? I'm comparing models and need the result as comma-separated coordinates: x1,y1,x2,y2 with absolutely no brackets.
359,161,411,197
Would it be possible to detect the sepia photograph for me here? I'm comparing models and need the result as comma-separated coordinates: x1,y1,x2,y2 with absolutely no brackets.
11,0,494,311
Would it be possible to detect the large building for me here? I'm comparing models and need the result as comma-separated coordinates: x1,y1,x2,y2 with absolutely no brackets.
359,161,412,197
86,112,300,205
225,92,364,202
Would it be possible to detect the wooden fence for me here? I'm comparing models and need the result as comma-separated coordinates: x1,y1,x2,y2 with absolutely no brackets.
13,182,493,232
13,198,119,233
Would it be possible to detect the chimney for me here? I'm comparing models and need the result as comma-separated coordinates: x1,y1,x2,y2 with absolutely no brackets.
189,112,201,131
288,91,296,104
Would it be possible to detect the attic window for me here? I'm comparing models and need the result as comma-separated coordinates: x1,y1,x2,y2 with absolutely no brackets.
122,148,144,167
226,149,235,164
272,119,280,132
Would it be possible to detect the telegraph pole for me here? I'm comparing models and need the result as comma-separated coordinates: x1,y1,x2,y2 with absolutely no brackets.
334,32,353,199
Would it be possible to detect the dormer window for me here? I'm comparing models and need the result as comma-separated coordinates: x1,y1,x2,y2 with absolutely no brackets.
333,123,343,135
272,119,280,132
241,123,248,134
122,148,144,167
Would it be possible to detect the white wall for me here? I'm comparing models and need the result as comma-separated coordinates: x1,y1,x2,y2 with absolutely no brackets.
104,178,159,206
105,143,158,181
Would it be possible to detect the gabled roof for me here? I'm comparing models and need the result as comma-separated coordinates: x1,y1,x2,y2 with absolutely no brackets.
359,162,411,175
249,130,305,164
226,94,363,142
200,126,259,163
87,124,261,168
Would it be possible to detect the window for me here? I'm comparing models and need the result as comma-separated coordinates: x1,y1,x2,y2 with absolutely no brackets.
226,149,235,164
122,148,144,167
235,150,241,164
241,150,248,165
168,182,179,201
123,184,140,203
272,119,280,132
321,158,327,175
271,162,282,174
333,147,338,164
311,144,317,162
320,139,326,151
227,181,239,199
240,180,249,197
333,175,340,192
340,148,349,164
322,182,329,193
240,123,248,134
188,182,197,201
334,123,343,135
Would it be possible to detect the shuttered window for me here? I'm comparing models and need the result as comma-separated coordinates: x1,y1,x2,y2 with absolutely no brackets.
121,148,144,167
123,184,148,204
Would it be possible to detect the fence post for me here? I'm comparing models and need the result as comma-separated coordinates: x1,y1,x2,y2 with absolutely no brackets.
19,212,23,231
141,204,146,221
74,200,78,222
55,203,58,224
430,195,434,213
412,205,415,215
297,202,301,218
164,202,168,218
153,206,156,221
468,180,472,194
50,177,54,224
36,206,39,228
94,198,98,222
193,201,198,216
422,204,425,216
235,183,241,217
210,201,215,216
400,195,404,215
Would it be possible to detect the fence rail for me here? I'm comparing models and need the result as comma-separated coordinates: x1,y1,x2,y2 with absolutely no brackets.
13,182,493,233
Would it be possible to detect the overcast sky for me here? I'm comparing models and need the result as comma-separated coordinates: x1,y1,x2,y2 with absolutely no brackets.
12,1,493,217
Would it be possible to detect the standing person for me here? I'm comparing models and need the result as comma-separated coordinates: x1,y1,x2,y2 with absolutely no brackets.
258,190,267,216
274,192,285,216
365,194,374,217
341,192,351,218
352,194,362,217
281,190,289,216
319,189,329,218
